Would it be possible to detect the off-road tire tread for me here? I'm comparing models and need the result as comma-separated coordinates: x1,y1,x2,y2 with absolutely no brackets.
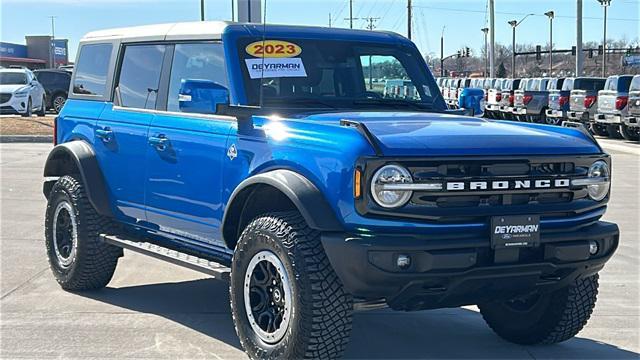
45,175,121,290
480,274,599,345
231,211,353,360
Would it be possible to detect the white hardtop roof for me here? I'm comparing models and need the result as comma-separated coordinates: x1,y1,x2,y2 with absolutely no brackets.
81,21,232,43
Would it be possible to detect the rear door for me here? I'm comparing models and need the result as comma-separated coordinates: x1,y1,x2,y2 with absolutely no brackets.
96,44,166,222
144,42,233,247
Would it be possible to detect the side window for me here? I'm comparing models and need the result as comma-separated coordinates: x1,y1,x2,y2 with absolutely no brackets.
36,72,52,85
166,43,227,112
116,44,165,109
73,43,112,96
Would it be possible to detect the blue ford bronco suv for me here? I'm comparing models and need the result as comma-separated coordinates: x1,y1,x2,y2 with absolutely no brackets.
43,22,619,359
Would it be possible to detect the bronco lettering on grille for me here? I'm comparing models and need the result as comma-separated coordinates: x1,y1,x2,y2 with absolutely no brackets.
445,178,570,191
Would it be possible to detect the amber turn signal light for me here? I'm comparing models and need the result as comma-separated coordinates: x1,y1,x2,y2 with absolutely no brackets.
354,168,362,199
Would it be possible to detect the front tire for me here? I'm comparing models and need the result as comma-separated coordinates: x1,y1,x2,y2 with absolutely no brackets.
36,96,46,116
45,175,122,290
52,93,67,114
479,275,599,345
21,98,32,117
230,211,353,359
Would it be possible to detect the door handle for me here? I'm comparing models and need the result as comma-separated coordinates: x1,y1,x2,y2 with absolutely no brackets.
95,128,113,142
149,135,169,151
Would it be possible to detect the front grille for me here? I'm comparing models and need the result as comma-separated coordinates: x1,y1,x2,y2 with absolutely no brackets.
0,93,11,104
357,156,605,223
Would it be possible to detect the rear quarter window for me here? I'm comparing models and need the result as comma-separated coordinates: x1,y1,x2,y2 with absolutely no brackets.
630,76,640,91
562,78,574,91
73,43,113,97
618,76,633,92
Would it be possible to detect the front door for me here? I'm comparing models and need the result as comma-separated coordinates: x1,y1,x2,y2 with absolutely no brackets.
96,44,166,223
144,42,232,247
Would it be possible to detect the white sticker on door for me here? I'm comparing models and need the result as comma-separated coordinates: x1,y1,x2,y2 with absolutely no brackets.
245,58,307,79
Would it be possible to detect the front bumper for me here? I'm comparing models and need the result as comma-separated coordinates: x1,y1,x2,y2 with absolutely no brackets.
0,94,28,114
595,113,623,124
321,221,619,311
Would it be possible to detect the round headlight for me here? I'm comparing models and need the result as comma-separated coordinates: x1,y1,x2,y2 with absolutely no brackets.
370,165,413,208
587,160,610,201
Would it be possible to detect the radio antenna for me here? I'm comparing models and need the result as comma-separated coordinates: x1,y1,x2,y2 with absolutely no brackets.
258,0,267,108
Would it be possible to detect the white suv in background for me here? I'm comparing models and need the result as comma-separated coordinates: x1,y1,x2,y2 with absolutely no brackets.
0,68,46,117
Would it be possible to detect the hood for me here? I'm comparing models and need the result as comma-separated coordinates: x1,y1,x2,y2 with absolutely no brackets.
0,84,28,94
301,111,601,156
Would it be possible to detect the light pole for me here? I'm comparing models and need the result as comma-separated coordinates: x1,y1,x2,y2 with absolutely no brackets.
508,14,534,78
49,16,57,68
598,0,611,76
200,0,205,21
440,26,445,77
481,27,489,77
545,11,554,75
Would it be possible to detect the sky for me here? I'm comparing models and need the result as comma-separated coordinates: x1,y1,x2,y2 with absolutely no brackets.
1,0,638,60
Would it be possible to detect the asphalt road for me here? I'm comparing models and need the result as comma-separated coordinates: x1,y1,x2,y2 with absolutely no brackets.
1,140,638,359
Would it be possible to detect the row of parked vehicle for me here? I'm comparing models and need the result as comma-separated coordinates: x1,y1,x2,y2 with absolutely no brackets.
0,66,71,116
436,75,640,141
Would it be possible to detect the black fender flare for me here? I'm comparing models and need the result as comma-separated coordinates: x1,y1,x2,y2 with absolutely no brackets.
43,141,112,217
221,169,344,247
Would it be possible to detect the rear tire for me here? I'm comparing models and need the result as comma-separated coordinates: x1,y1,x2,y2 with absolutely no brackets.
230,211,353,360
479,275,599,345
591,123,609,136
36,96,46,117
45,175,122,290
606,124,622,139
620,124,640,141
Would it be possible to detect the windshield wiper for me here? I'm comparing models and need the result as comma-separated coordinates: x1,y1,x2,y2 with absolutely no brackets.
352,98,434,110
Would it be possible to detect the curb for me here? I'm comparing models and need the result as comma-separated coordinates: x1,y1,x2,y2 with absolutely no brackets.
0,135,53,143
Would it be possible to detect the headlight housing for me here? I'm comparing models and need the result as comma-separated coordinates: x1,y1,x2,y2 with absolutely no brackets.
370,164,413,208
14,88,29,96
586,160,610,201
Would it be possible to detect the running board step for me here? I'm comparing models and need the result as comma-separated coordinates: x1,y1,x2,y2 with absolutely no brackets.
100,234,230,281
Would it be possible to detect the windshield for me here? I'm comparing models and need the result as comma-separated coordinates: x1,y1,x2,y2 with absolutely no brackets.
0,72,28,85
238,38,440,110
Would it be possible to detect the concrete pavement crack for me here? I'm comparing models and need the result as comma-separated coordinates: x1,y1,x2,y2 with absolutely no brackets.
0,267,49,301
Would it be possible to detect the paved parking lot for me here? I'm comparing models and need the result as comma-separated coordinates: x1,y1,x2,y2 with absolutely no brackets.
1,140,638,359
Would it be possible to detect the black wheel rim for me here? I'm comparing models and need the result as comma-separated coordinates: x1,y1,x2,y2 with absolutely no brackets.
244,250,291,344
52,200,77,267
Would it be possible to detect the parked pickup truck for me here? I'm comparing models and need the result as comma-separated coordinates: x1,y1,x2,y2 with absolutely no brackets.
485,78,505,119
546,78,573,125
43,22,619,360
622,75,640,141
512,78,551,122
501,78,527,120
496,78,521,120
567,77,607,135
595,75,634,139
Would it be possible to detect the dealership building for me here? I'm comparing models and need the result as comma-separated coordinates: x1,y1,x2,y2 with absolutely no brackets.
0,36,69,69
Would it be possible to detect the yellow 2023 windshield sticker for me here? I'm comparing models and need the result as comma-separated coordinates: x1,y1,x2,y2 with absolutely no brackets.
245,40,302,58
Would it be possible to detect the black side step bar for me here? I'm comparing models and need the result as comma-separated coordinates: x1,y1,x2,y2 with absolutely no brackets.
101,234,230,281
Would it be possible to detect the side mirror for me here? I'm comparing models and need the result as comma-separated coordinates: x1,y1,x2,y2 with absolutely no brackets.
178,79,229,114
